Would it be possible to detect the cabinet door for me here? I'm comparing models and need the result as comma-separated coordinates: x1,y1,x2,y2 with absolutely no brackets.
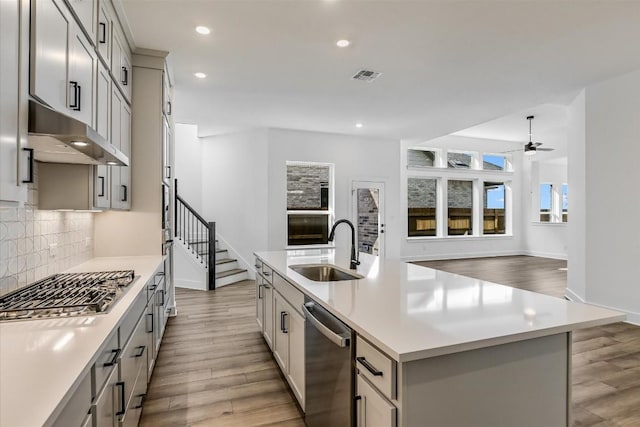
94,165,110,208
162,72,172,117
0,0,28,203
96,60,110,141
162,117,172,183
68,24,96,126
111,25,123,82
256,275,264,331
96,2,111,64
273,292,290,372
287,308,305,409
120,49,132,102
66,0,96,40
30,0,70,113
263,284,274,350
356,375,396,427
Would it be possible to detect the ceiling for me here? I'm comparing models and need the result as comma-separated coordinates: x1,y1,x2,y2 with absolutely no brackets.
120,0,640,141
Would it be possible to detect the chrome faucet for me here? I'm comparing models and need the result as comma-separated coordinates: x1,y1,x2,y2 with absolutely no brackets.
328,219,360,270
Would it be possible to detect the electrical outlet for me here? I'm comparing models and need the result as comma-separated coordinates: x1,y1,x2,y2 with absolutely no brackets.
49,243,58,257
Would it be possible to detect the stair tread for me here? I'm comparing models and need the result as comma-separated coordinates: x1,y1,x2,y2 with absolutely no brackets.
215,268,247,279
215,258,236,265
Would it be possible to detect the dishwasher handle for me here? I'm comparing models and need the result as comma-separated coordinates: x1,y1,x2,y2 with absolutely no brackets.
302,302,350,348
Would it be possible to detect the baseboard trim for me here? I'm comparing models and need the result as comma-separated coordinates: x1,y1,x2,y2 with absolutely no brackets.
565,288,639,326
521,250,568,260
175,278,206,291
401,249,522,262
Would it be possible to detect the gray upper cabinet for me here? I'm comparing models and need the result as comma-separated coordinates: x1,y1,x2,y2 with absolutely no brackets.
96,60,111,141
110,87,131,210
96,0,112,65
112,25,132,103
66,0,97,42
0,0,29,204
31,0,96,127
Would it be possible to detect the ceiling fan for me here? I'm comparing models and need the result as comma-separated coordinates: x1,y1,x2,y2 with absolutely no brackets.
502,115,555,155
522,115,554,155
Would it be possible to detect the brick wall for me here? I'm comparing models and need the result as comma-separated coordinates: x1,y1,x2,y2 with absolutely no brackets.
357,189,379,254
408,178,437,208
287,164,330,210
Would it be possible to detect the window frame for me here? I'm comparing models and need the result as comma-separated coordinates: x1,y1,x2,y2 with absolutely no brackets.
285,161,335,247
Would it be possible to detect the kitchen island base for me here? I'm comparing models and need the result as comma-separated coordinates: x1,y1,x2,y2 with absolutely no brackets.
398,332,570,427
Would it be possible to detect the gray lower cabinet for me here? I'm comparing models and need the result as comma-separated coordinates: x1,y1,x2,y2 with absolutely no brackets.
93,366,117,427
356,374,396,427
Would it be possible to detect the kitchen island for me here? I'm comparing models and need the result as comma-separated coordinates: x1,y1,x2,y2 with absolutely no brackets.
0,256,169,427
254,248,625,427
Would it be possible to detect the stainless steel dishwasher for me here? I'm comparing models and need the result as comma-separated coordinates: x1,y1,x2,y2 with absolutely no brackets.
302,297,354,427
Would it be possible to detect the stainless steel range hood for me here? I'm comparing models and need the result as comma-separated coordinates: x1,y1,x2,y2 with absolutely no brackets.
28,100,129,166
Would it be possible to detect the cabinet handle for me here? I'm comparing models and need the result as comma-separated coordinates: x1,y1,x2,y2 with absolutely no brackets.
165,166,171,179
99,22,107,44
280,311,288,334
159,289,165,305
134,345,146,358
167,101,172,115
134,393,146,409
103,348,120,367
69,81,81,111
258,284,263,299
115,382,126,416
122,67,128,86
22,148,34,183
121,185,127,202
146,312,154,333
98,176,105,197
356,357,383,376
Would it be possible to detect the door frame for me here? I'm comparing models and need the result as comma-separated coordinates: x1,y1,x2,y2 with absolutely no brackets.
351,180,385,258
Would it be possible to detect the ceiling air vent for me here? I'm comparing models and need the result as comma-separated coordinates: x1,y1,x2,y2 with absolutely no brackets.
352,69,382,82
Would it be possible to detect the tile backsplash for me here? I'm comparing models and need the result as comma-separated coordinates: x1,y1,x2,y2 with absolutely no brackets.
0,164,95,296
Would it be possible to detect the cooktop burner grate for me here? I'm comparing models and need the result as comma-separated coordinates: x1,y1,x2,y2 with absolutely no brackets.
0,270,135,321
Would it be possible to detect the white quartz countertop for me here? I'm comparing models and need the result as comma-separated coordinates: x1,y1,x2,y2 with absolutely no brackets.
0,256,164,427
255,249,626,363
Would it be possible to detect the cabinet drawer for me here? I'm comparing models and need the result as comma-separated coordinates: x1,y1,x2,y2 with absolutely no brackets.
119,311,148,410
273,272,304,316
356,374,396,427
121,367,146,427
119,289,147,344
356,336,397,401
262,263,273,283
92,329,119,399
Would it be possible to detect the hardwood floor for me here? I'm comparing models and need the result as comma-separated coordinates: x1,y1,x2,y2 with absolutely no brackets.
141,256,639,426
414,256,640,427
139,282,305,427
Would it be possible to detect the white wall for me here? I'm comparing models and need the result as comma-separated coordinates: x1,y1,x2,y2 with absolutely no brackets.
174,123,203,211
200,129,270,270
567,90,586,300
568,69,640,323
400,136,524,260
266,128,401,259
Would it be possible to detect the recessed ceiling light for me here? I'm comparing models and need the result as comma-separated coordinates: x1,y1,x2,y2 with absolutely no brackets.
71,141,88,147
336,39,351,48
194,72,207,79
195,26,210,35
107,161,118,165
355,123,363,128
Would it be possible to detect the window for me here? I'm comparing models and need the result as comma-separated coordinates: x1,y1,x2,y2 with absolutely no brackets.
447,151,472,169
408,149,437,168
562,184,568,222
483,182,505,234
286,162,333,245
482,154,506,171
408,178,437,237
448,180,473,235
539,183,552,222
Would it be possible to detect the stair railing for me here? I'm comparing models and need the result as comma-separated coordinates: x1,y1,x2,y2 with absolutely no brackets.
175,179,216,290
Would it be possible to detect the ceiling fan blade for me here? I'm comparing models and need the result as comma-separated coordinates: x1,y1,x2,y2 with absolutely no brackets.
537,147,555,151
532,142,543,147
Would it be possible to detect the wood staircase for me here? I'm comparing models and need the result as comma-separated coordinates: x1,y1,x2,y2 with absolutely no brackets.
186,239,248,288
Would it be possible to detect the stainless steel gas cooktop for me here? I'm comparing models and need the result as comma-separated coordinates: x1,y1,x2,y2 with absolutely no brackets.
0,270,136,322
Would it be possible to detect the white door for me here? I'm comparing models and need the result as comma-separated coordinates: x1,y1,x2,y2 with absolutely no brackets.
352,181,385,257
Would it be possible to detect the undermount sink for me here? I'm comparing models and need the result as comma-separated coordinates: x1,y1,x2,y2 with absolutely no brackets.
289,264,364,282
